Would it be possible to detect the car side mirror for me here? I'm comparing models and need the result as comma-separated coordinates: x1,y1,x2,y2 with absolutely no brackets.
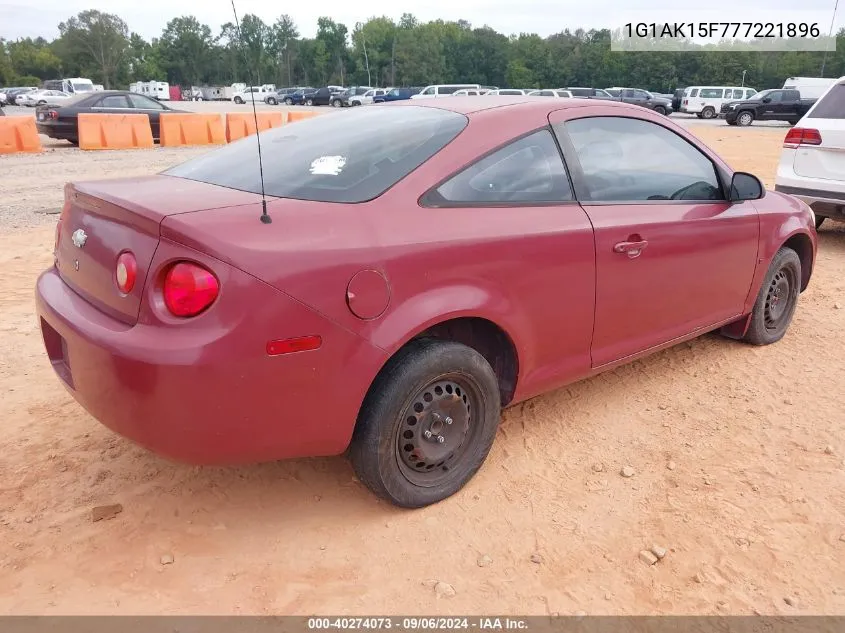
645,95,652,100
762,97,771,103
730,172,764,202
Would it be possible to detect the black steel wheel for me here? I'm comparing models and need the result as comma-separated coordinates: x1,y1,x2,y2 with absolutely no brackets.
349,338,501,508
743,247,801,345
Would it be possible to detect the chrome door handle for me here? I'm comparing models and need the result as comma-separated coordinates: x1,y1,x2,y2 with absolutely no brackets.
613,240,648,258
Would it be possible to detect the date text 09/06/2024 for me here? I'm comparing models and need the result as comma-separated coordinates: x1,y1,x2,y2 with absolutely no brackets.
624,22,821,39
307,618,529,630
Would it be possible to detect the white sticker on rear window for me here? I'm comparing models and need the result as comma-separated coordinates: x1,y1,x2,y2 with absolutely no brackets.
310,155,347,176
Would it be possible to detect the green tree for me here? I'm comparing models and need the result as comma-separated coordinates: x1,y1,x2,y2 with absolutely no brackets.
158,16,215,85
57,10,129,87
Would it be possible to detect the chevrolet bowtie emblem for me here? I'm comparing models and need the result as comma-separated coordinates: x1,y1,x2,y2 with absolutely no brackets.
71,229,87,248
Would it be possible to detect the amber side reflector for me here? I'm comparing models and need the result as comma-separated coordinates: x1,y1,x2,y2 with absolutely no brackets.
266,335,322,356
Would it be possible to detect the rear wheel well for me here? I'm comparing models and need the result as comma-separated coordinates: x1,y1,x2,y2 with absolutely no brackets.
783,233,813,291
413,318,519,406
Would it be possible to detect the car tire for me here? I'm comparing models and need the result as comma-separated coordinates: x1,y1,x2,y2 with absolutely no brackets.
234,97,244,104
742,247,802,346
726,119,738,125
331,99,341,108
37,100,46,106
701,106,716,119
653,106,666,115
349,338,502,508
267,97,277,105
284,98,293,105
305,98,314,106
815,216,826,230
737,111,754,126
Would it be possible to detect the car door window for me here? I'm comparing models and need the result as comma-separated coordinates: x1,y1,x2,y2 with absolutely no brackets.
127,94,164,110
420,87,435,96
634,90,650,99
427,129,573,205
97,95,129,108
767,91,784,103
689,88,699,97
745,89,757,98
559,117,724,203
733,89,745,99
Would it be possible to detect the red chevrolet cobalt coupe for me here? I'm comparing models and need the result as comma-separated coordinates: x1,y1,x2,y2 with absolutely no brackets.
36,98,817,507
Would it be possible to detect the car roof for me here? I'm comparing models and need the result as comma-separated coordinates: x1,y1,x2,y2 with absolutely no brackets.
386,95,640,116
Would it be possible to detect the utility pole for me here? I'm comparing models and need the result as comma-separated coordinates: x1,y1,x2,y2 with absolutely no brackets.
741,69,746,87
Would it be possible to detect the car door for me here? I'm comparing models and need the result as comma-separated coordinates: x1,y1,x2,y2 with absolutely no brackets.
759,90,784,120
419,127,596,396
550,109,759,367
126,93,167,138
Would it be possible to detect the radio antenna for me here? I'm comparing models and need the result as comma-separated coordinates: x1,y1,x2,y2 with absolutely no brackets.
230,0,272,224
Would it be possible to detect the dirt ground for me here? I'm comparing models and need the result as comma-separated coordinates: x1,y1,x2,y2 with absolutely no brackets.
1,127,844,615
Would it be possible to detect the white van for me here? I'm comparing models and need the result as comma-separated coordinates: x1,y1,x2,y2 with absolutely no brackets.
782,77,838,100
129,81,171,100
411,84,481,99
680,86,757,119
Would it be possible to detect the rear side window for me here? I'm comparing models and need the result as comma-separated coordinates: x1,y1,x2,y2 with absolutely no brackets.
808,84,845,119
165,106,467,204
699,89,724,98
689,89,699,97
426,129,573,205
732,89,744,99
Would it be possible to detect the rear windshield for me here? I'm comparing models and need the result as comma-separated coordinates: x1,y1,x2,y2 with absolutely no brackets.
164,106,468,203
808,83,845,119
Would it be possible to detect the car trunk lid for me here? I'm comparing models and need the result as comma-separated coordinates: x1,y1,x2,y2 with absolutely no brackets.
55,176,264,325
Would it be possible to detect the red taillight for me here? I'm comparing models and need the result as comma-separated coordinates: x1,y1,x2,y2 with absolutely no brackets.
682,99,688,105
115,251,137,294
784,127,822,148
46,110,58,120
266,335,323,356
162,262,219,317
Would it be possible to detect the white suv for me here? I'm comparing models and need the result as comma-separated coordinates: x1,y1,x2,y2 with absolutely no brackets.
775,76,845,229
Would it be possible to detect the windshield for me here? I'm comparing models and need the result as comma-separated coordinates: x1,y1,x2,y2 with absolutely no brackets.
164,106,468,203
72,82,94,92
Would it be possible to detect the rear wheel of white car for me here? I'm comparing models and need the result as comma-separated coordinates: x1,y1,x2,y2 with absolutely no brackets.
737,111,754,126
267,97,277,105
349,338,501,508
701,106,715,119
743,247,801,346
234,96,244,104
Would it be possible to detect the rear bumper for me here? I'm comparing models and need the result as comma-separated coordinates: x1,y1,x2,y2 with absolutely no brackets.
35,262,387,465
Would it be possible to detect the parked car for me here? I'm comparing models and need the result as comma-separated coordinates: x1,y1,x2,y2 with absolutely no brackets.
527,89,574,98
680,86,757,119
722,89,816,126
17,89,73,107
302,87,346,106
334,86,373,107
35,97,816,508
453,89,488,96
349,88,388,106
282,88,315,105
775,76,845,229
611,88,673,115
34,91,185,144
6,87,37,105
264,88,299,105
373,87,421,103
566,87,616,100
485,89,527,96
232,85,275,104
411,84,481,99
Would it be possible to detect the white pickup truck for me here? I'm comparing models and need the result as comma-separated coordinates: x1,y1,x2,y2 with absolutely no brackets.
232,85,276,104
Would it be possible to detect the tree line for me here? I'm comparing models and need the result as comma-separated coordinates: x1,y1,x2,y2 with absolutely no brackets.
2,10,844,93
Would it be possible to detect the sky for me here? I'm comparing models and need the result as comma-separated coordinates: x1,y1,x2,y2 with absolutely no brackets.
1,0,842,42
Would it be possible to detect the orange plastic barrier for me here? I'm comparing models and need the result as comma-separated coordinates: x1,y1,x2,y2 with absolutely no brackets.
287,111,319,124
78,113,154,150
159,113,226,147
0,116,42,154
225,112,286,142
